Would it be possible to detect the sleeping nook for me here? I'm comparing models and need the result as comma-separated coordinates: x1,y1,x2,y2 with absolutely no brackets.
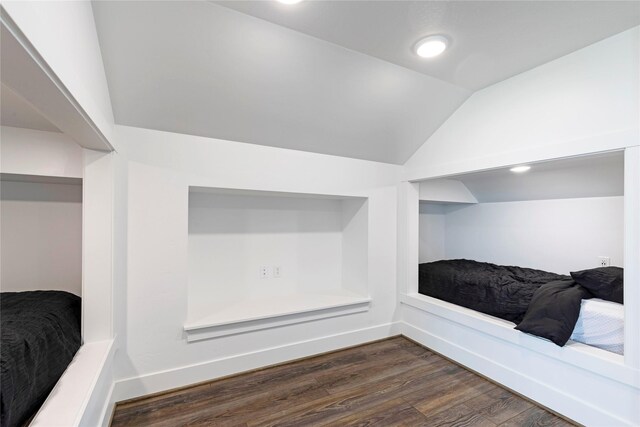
1,1,638,426
0,172,83,427
416,151,624,354
399,147,639,425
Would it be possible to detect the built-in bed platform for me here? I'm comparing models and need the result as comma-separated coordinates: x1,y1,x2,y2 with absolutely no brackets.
418,259,624,354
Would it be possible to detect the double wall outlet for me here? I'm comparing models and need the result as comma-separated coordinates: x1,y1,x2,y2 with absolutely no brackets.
259,266,272,279
260,266,282,279
598,256,611,267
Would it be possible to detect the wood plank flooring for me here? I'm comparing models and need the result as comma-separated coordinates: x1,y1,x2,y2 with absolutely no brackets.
111,337,576,427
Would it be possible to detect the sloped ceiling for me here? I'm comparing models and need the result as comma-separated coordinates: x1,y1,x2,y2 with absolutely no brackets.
93,1,469,164
456,151,624,203
217,1,640,91
92,1,639,164
1,83,60,133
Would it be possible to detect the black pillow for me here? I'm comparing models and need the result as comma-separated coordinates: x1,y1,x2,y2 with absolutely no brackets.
515,280,593,346
570,267,623,304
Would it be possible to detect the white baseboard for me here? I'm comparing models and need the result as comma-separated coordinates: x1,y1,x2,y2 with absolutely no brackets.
113,322,401,403
98,382,116,427
401,321,637,427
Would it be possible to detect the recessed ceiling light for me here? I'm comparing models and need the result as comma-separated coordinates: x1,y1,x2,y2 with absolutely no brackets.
414,35,449,58
276,0,303,4
510,165,531,173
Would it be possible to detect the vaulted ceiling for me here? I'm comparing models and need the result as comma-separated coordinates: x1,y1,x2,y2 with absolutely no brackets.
92,1,639,164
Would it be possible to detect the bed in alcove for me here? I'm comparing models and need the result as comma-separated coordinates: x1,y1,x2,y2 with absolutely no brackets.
0,173,83,427
414,151,625,355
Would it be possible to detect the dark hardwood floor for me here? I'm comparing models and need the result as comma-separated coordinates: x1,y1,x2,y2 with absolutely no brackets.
111,337,576,427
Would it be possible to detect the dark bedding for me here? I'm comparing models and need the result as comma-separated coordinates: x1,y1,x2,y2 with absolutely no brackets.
515,280,593,346
419,259,595,346
1,291,81,427
419,259,570,323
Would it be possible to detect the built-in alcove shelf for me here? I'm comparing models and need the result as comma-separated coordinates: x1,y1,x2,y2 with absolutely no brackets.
186,186,369,342
184,290,371,342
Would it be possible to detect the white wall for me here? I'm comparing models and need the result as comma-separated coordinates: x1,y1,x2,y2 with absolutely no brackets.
114,124,401,398
2,1,116,150
0,126,83,178
419,197,624,274
0,126,84,294
418,203,446,263
0,180,82,294
188,193,348,321
405,26,639,180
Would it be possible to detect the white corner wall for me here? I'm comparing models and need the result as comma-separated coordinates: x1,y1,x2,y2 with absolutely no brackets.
419,197,624,274
113,125,402,400
0,126,84,295
0,180,82,294
444,197,624,273
405,26,640,180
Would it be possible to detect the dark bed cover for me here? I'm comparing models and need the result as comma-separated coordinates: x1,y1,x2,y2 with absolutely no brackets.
419,259,594,346
1,291,81,427
419,259,570,323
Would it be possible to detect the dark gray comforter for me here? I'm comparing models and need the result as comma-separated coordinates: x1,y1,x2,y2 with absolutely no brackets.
419,259,569,323
418,259,595,346
1,291,81,427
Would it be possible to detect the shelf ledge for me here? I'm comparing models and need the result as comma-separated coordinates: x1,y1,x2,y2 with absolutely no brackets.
184,294,371,342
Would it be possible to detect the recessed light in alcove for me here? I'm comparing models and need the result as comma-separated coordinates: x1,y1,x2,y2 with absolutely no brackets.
510,165,532,173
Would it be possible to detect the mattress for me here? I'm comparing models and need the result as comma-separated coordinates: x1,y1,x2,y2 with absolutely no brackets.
570,298,624,355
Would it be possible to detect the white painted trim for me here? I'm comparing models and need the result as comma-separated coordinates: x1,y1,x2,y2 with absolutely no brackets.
82,150,115,342
400,293,635,387
114,322,401,402
401,321,636,427
77,341,116,427
189,185,368,200
405,129,638,182
624,146,640,368
98,382,116,427
184,298,371,342
396,182,419,296
30,339,115,427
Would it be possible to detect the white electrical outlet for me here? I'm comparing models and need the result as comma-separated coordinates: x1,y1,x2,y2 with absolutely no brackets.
260,266,272,279
273,266,282,278
598,257,611,267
